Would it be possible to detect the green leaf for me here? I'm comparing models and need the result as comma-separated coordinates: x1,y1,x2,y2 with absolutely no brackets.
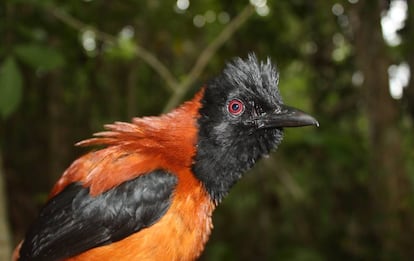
0,56,23,119
15,44,65,71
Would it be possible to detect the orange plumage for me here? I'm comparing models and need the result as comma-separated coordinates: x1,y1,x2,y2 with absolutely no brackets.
16,90,213,261
60,90,213,260
50,90,204,198
15,55,318,261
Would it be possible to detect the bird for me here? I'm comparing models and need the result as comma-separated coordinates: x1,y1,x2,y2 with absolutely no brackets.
14,54,318,261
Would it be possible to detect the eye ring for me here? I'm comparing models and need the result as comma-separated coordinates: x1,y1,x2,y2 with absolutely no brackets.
227,99,245,116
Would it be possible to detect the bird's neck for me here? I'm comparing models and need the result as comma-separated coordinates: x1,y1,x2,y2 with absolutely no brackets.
135,89,247,204
191,94,258,205
78,88,264,205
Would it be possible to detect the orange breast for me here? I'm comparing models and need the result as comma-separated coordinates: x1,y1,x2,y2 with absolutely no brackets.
25,89,213,261
68,169,215,261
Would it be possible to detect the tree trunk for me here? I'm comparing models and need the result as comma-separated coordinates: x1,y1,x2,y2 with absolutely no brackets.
47,71,69,184
126,61,139,119
349,1,413,258
0,152,12,261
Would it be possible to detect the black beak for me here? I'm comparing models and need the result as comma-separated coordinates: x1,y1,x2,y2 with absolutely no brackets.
255,104,319,129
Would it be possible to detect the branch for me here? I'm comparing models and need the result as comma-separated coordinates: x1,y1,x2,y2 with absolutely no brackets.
45,4,255,111
263,158,305,201
46,6,179,91
162,4,255,112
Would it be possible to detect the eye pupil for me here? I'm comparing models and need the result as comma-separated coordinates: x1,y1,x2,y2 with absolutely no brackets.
228,99,244,116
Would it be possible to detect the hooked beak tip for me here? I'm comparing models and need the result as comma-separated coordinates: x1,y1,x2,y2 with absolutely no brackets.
296,112,319,128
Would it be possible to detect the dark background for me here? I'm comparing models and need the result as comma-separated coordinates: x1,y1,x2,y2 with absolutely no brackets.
1,0,414,260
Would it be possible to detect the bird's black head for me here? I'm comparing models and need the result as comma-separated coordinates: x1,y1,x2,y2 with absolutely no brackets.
192,54,318,204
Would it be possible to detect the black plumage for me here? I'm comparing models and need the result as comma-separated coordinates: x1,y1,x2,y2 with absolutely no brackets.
193,54,285,203
19,170,177,261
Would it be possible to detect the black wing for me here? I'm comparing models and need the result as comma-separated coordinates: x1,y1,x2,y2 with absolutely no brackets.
19,169,177,261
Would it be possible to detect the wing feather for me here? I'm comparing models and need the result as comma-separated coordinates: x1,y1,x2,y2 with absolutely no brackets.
19,170,177,261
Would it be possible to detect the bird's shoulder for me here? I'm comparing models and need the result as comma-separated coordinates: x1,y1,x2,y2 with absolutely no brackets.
50,146,177,197
50,94,205,198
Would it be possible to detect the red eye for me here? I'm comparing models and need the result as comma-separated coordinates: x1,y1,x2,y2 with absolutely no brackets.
227,99,244,116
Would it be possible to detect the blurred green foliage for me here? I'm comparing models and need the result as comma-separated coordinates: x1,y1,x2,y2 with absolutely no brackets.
1,0,413,260
0,57,22,118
